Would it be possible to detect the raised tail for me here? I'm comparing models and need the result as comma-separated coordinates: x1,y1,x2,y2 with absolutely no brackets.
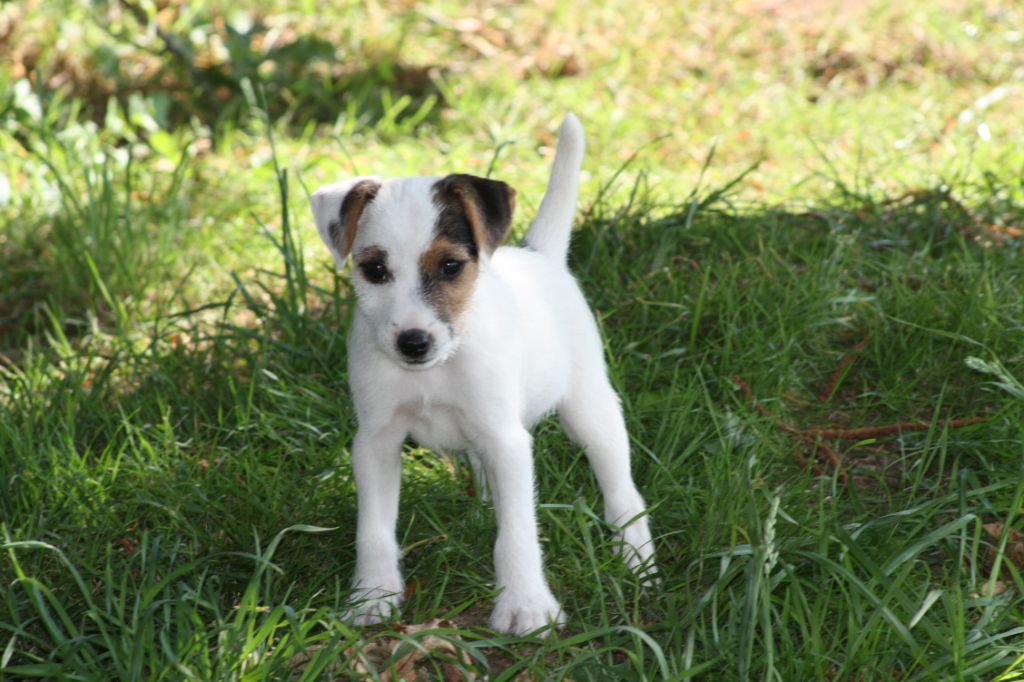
523,113,585,261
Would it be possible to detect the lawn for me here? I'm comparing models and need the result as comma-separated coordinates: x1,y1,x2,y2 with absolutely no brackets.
2,0,1024,679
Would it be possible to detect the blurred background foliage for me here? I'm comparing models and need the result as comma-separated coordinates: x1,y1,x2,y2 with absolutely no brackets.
2,0,1023,352
2,0,444,132
4,0,1024,194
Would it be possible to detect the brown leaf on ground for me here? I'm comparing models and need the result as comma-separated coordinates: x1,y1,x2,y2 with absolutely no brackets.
379,620,476,682
287,619,476,681
286,643,351,678
975,579,1008,597
982,522,1024,582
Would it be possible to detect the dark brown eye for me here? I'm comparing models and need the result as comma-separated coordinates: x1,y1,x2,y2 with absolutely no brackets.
359,260,389,284
440,259,464,278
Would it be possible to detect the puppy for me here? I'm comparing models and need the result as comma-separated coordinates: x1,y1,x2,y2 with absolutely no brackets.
310,114,655,635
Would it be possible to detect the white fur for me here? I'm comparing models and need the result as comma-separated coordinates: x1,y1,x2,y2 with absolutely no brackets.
311,113,656,636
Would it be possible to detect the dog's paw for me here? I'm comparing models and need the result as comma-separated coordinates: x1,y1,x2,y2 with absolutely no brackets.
617,519,659,587
490,588,565,636
629,559,661,589
342,585,403,626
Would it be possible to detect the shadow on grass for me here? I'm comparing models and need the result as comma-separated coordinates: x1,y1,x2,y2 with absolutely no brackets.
5,176,1023,535
3,176,1024,678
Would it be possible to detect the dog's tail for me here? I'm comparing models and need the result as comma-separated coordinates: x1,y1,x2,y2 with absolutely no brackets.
523,113,585,262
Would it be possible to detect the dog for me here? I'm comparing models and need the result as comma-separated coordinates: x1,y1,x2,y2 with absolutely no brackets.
310,114,656,635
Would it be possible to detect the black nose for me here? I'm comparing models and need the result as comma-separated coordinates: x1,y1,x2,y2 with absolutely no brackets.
396,329,432,360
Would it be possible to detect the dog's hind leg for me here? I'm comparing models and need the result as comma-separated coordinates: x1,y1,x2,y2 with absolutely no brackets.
558,377,657,582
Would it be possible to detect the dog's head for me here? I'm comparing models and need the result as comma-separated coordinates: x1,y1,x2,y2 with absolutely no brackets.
311,174,515,369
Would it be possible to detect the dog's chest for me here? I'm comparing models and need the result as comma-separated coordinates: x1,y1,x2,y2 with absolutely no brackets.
399,399,468,452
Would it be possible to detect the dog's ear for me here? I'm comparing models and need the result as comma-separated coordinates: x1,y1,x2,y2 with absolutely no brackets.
436,174,516,256
310,177,382,265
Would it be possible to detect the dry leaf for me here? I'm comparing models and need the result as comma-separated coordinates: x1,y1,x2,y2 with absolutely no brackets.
973,580,1009,598
981,522,1024,583
379,619,475,682
287,619,475,681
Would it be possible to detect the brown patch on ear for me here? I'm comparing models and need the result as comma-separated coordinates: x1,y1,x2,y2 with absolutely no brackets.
419,238,481,331
330,180,381,259
433,174,516,256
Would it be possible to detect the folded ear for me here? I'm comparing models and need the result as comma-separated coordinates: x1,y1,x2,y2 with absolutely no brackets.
310,177,382,265
434,174,516,256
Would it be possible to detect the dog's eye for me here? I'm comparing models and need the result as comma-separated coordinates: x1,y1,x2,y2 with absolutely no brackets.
440,259,464,278
359,260,390,284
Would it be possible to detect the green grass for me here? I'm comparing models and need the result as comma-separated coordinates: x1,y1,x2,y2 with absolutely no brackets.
3,0,1024,679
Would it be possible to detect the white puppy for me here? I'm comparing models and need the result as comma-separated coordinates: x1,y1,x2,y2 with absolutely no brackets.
310,114,655,635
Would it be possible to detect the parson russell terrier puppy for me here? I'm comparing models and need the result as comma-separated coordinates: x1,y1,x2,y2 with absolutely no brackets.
310,114,656,635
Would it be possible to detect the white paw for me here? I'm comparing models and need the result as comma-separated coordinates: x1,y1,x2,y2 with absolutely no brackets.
617,517,659,587
490,588,565,636
342,585,403,626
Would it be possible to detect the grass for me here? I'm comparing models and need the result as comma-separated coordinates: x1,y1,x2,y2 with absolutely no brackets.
3,0,1024,679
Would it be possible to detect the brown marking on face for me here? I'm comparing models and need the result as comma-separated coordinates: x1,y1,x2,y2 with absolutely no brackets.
330,180,381,260
354,245,388,266
353,245,391,284
418,236,480,331
432,174,516,256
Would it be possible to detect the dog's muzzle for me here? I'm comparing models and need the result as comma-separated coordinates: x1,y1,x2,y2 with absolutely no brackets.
396,329,432,362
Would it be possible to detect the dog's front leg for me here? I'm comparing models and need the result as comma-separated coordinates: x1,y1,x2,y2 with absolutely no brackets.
477,425,565,635
343,425,406,625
